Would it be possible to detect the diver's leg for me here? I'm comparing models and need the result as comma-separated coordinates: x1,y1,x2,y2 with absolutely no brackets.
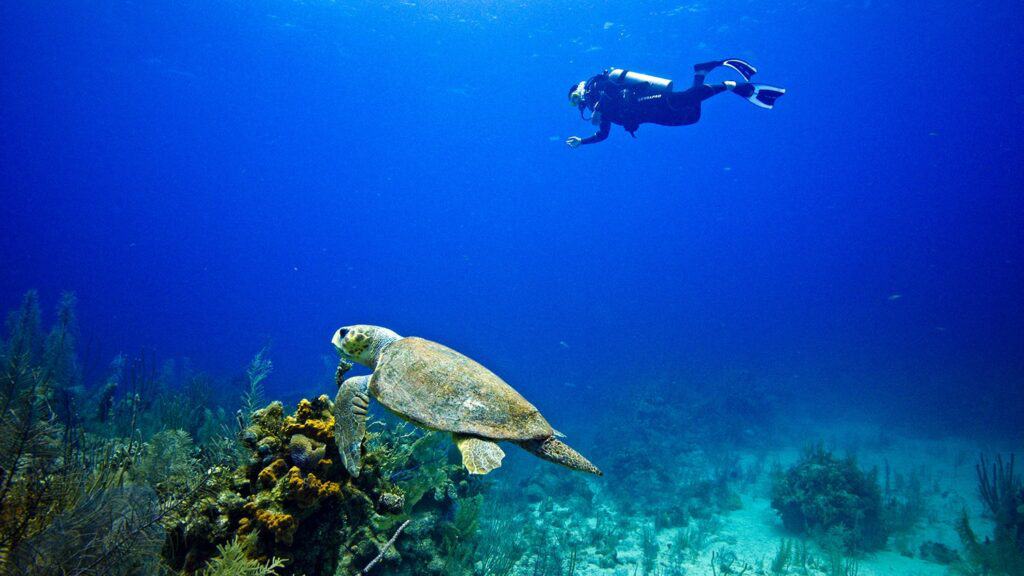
693,60,721,86
669,82,730,105
691,82,732,101
661,83,733,126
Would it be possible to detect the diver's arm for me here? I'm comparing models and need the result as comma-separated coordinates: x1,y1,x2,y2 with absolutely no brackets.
580,120,611,145
566,120,610,148
566,90,613,148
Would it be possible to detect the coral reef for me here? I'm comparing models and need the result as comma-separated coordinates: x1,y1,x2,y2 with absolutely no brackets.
350,420,488,576
161,393,486,575
163,395,397,575
770,444,887,552
0,293,489,575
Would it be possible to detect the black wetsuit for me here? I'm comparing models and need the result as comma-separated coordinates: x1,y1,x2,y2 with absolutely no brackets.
579,71,728,145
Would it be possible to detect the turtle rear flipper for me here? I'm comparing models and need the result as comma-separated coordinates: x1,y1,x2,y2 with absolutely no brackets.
517,437,603,476
453,435,505,475
334,375,371,477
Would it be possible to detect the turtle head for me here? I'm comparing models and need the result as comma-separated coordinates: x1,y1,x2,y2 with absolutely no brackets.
331,325,401,368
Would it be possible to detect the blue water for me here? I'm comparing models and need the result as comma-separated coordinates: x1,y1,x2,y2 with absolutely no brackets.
2,0,1022,442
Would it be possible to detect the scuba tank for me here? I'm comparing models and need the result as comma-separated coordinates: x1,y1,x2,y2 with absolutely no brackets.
606,68,674,93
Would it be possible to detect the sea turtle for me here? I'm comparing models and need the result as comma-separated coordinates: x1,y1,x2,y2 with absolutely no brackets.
331,325,602,477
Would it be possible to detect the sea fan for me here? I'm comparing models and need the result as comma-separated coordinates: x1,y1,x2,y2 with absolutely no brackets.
9,486,164,576
199,536,286,576
241,347,273,426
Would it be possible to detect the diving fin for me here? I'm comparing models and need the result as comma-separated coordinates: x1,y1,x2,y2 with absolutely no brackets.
694,58,757,81
734,83,786,109
722,59,757,81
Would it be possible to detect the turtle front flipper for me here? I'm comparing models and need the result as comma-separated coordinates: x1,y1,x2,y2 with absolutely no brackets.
453,434,505,475
517,437,603,476
334,375,371,477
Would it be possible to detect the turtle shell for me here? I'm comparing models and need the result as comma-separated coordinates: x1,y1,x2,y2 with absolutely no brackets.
370,337,553,441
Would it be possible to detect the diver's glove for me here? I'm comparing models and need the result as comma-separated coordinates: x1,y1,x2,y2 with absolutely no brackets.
566,136,583,149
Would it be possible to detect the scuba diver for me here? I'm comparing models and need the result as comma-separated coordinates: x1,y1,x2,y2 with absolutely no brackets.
566,59,785,148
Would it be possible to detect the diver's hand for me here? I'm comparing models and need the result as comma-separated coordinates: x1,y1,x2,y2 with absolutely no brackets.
566,136,583,149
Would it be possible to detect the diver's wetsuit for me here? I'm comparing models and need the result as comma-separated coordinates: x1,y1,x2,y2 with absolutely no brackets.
580,70,728,145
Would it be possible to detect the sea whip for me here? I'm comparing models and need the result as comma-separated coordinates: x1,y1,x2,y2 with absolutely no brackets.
361,519,411,574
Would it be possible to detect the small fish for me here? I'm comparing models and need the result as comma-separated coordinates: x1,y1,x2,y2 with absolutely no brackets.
563,382,576,388
559,340,570,349
887,294,902,301
603,21,614,30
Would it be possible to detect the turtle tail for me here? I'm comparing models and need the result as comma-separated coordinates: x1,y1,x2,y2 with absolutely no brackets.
518,437,603,476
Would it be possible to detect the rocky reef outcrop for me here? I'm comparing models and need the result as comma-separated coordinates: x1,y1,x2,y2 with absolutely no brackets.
162,395,406,575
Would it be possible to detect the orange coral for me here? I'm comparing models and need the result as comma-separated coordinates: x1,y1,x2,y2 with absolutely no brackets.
283,400,335,443
293,398,317,421
285,466,341,509
237,516,252,535
258,458,288,487
245,507,297,544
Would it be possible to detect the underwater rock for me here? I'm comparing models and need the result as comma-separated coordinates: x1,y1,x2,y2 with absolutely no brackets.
919,540,960,564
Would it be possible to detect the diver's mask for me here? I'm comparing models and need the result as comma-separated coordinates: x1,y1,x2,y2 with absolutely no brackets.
568,81,587,108
569,80,595,120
